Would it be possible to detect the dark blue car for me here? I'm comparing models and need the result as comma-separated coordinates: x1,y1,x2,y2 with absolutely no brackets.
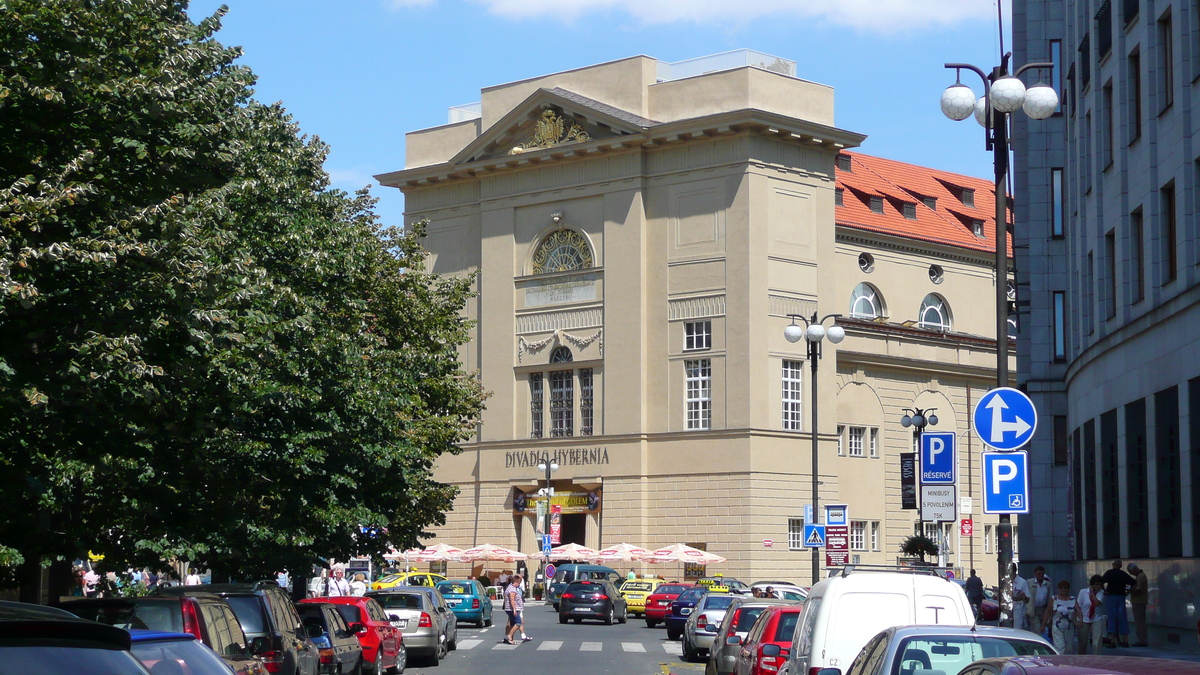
129,629,266,675
665,587,707,641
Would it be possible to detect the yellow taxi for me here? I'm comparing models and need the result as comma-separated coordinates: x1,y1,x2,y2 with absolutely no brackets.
694,574,747,594
619,578,665,616
371,572,446,590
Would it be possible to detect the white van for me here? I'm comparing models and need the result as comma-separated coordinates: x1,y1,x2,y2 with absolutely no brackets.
781,567,973,675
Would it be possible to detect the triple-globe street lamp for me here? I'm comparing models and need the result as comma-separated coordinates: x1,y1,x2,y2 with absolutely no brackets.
940,52,1056,625
901,407,939,560
784,313,844,584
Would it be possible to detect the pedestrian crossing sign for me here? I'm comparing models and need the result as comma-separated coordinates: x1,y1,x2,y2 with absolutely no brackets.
803,524,826,548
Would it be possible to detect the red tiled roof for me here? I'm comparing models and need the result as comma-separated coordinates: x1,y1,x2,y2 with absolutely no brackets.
836,151,1013,257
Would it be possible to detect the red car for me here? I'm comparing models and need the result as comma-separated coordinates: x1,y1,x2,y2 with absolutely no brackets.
963,655,1200,675
732,605,802,675
300,597,403,674
644,583,694,628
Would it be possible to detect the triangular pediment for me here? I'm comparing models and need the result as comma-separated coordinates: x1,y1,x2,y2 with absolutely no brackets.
450,88,657,165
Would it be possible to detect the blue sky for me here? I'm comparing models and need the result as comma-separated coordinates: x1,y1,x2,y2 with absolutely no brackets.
187,0,1015,229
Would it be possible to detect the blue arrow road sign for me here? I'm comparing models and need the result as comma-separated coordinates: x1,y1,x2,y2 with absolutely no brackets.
920,432,957,484
982,451,1030,514
802,524,826,548
543,534,552,548
974,387,1038,451
543,542,553,555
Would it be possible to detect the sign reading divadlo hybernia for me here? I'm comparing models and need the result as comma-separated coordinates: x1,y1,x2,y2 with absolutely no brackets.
506,447,610,469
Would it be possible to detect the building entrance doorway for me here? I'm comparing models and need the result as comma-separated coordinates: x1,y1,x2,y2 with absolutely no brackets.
560,514,587,546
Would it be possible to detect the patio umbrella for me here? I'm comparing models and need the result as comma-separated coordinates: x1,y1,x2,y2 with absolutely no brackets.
643,543,726,580
545,543,599,561
412,544,465,562
591,543,650,563
456,544,529,563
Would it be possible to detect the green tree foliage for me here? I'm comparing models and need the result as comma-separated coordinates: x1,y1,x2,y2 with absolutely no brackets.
899,534,939,562
0,0,485,585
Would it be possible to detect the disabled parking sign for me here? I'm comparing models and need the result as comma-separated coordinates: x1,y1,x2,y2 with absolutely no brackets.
982,451,1030,514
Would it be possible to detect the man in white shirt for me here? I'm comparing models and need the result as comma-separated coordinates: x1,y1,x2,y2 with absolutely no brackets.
324,563,351,596
185,569,202,586
1011,563,1031,631
1028,565,1053,634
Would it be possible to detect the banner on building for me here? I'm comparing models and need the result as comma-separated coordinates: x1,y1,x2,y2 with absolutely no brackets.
550,505,562,545
513,489,603,516
900,453,917,510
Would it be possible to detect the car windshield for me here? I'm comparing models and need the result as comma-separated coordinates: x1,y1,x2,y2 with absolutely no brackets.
621,582,655,592
436,583,472,595
372,594,422,610
655,585,690,595
772,611,800,642
565,582,604,593
131,638,232,675
677,588,706,602
223,595,267,635
701,595,735,610
733,608,765,631
780,591,806,602
891,636,1055,675
0,645,148,675
63,601,182,633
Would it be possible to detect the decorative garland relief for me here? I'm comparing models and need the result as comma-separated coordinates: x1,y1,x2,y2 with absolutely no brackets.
518,328,603,363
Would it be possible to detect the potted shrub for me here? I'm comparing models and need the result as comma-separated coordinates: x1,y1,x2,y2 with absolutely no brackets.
487,586,497,599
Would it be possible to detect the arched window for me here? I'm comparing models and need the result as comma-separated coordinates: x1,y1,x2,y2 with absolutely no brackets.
532,229,593,274
849,283,884,319
550,346,573,363
919,294,952,332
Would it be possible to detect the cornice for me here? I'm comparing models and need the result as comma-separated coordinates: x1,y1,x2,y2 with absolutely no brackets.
836,225,1002,267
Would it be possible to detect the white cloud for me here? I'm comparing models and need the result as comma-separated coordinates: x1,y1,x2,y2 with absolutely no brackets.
389,0,1007,34
327,168,376,188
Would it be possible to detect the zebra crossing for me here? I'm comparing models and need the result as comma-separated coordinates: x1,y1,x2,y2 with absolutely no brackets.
455,638,684,653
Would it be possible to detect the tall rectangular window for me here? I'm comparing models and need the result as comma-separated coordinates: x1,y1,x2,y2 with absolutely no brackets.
788,518,806,550
782,360,803,431
1159,11,1174,111
1050,40,1063,113
1129,50,1142,142
870,521,880,551
1086,252,1095,335
579,368,593,436
549,370,573,437
685,359,712,430
961,188,975,207
1073,427,1084,555
1103,82,1115,168
1162,183,1177,282
1101,409,1120,557
1084,419,1097,559
1053,291,1067,360
1105,230,1117,319
684,320,711,351
984,524,994,553
1098,2,1113,57
1068,66,1077,116
1051,168,1065,237
848,427,865,457
530,373,544,439
835,188,844,206
1190,377,1200,551
870,428,879,458
1126,398,1150,558
850,521,867,550
1131,208,1145,301
837,425,845,456
1123,0,1138,24
1080,34,1092,89
1157,386,1183,556
1054,415,1069,465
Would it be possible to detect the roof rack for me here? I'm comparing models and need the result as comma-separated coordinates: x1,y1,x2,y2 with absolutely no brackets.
830,564,948,578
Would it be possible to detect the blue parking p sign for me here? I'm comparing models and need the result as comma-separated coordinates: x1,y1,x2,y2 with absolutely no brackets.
982,451,1030,514
920,432,956,485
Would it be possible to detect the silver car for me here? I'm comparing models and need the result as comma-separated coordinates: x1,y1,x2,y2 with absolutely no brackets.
837,625,1056,675
706,597,801,675
683,592,737,663
366,589,456,666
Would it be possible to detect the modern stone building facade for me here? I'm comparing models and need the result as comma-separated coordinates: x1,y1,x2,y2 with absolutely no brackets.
1014,0,1200,647
378,52,1014,586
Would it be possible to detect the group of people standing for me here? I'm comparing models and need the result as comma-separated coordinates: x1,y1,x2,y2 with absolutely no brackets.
306,563,370,597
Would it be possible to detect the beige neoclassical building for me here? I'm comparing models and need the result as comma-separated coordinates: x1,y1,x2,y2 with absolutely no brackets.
377,51,1015,586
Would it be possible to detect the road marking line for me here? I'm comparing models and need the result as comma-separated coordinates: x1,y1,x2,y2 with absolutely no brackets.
622,642,646,652
580,641,603,651
492,642,519,650
537,640,562,651
457,639,482,650
663,642,683,654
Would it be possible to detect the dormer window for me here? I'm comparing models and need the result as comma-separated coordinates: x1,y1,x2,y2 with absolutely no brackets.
923,196,937,210
869,196,884,214
903,203,917,220
972,220,985,237
835,188,844,206
961,188,975,207
837,154,853,172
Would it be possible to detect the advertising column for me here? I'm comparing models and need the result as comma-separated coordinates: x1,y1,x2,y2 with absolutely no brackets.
550,504,562,545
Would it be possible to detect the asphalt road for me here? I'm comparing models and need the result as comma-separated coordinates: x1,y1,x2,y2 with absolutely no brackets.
410,602,705,675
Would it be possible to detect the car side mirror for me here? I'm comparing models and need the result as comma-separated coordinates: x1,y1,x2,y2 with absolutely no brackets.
249,636,272,655
725,635,742,646
761,644,782,657
306,624,323,639
349,622,367,634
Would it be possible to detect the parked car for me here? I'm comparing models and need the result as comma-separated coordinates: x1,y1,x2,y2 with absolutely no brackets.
707,597,801,675
683,591,738,662
548,564,622,610
129,629,266,675
296,603,367,675
841,625,1055,675
385,585,458,652
365,589,451,667
697,576,750,594
557,579,629,625
960,655,1200,675
0,600,148,675
749,583,808,602
157,582,319,675
619,578,665,617
666,586,710,641
645,583,694,628
782,567,974,675
370,573,445,591
435,579,493,627
731,604,804,675
953,580,1001,622
62,593,260,669
304,596,403,674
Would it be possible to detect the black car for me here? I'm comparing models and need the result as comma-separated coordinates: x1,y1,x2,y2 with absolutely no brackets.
297,603,365,675
0,599,149,674
158,582,319,675
557,579,628,625
665,586,707,641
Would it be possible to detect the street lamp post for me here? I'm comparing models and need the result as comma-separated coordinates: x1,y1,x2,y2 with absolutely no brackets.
536,458,559,558
940,53,1056,626
784,312,845,584
901,407,939,562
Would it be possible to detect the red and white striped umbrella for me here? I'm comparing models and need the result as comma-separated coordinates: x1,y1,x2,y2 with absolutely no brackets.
642,543,726,565
382,548,423,561
412,544,466,562
457,544,528,563
591,543,650,563
546,543,599,561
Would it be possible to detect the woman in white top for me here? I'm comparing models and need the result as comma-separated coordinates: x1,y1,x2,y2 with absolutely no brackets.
1076,574,1106,654
349,573,368,596
1044,579,1079,654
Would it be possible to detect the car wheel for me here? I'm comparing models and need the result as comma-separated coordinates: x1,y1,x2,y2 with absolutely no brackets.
618,608,628,624
372,649,382,674
484,615,493,627
605,607,614,625
559,613,568,624
667,627,682,641
388,644,406,674
574,617,582,624
682,635,696,662
427,647,441,668
706,659,718,675
348,658,362,675
646,619,657,628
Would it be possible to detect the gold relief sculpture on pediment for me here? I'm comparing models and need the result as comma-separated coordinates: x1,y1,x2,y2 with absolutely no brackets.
509,109,591,155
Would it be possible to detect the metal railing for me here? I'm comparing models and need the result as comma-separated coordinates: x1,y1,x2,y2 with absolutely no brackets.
656,49,796,82
448,102,482,123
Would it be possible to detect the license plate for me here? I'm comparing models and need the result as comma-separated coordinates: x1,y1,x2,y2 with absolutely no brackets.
681,608,692,615
390,619,407,628
446,599,460,606
573,607,592,612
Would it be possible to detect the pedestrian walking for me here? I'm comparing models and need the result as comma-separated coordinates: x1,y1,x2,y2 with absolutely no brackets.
1010,564,1031,631
324,563,351,596
965,569,985,621
1129,563,1149,646
1101,559,1136,647
1043,580,1078,654
1028,566,1053,636
503,573,533,645
1077,574,1106,654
